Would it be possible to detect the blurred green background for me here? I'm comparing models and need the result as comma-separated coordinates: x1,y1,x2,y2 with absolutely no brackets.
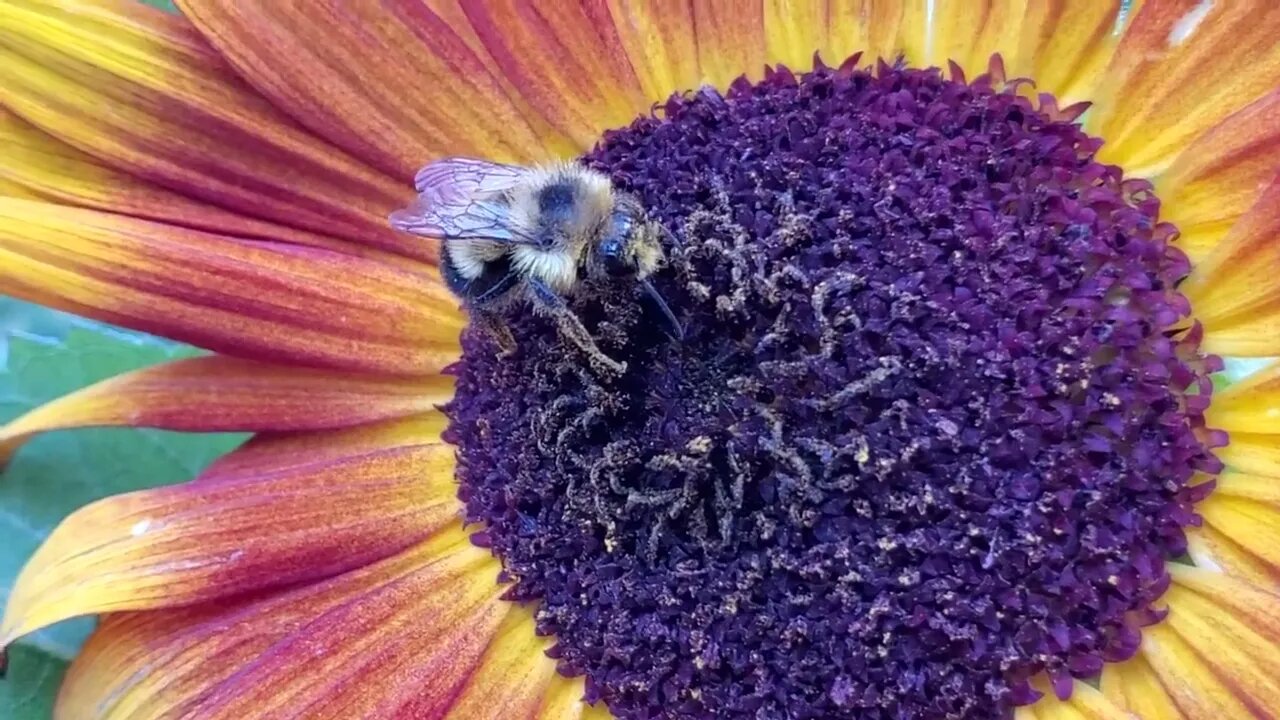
0,299,244,718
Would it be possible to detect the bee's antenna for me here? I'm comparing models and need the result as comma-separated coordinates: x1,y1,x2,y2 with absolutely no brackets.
640,279,684,342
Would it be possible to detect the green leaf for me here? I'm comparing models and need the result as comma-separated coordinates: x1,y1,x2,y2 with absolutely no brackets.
0,646,66,720
1,324,245,666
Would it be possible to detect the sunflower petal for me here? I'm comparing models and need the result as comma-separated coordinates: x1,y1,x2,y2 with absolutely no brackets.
1159,567,1280,711
1156,90,1280,264
692,0,768,90
176,0,567,175
1018,0,1134,105
0,0,419,257
1205,359,1280,430
1181,179,1280,353
1141,624,1258,718
537,675,612,720
1019,680,1135,720
1088,0,1280,176
1099,655,1185,720
1187,473,1280,590
1,420,458,648
603,0,701,103
0,199,462,374
928,0,1029,78
0,355,453,466
1215,432,1280,478
54,526,507,720
0,108,390,260
442,605,557,718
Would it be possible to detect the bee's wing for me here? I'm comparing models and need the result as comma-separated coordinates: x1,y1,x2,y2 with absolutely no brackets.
390,157,539,244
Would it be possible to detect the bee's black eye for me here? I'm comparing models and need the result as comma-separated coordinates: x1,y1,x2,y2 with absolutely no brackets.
601,237,631,276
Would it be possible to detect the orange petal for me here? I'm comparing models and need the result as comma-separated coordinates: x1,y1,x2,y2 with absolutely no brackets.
0,107,394,261
177,0,569,176
443,604,558,719
0,199,462,375
1088,0,1280,176
1099,655,1186,720
1017,1,1137,106
1156,90,1280,264
1181,178,1280,354
692,0,768,90
1187,473,1280,590
604,0,702,104
459,0,652,151
0,354,453,467
0,0,420,259
54,526,511,719
1,418,459,647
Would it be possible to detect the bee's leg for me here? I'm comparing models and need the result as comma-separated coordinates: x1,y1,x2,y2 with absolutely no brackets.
527,279,627,375
467,270,522,357
472,308,517,357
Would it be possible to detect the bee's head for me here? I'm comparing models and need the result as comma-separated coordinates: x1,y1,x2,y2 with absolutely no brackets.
598,198,665,280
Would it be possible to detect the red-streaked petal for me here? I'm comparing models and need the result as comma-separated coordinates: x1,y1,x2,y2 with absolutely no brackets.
1182,178,1280,353
1088,0,1280,176
177,1,569,177
0,108,394,260
604,0,701,104
1186,473,1280,591
460,0,651,153
0,0,420,258
0,199,463,374
1156,90,1280,264
692,0,768,90
199,414,449,481
1099,655,1185,720
0,355,453,467
439,609,608,719
1,419,459,647
54,527,510,719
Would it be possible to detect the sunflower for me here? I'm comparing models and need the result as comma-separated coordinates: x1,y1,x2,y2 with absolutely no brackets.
2,0,1280,718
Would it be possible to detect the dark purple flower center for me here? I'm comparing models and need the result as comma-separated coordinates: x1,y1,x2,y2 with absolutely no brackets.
445,59,1221,720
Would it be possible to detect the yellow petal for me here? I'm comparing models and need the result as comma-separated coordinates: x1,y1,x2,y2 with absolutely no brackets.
1099,655,1186,720
1020,0,1140,106
1182,180,1280,356
1141,624,1258,718
1216,432,1280,478
1205,360,1280,431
